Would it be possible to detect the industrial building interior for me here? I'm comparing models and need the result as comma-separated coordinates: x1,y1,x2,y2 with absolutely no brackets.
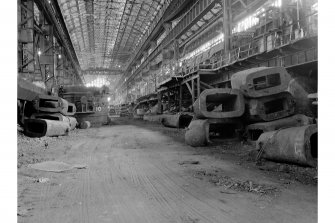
15,0,321,222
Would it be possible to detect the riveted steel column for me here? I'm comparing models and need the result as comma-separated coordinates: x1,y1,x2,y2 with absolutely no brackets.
191,78,195,104
222,0,232,55
18,0,35,75
179,84,183,112
197,75,201,99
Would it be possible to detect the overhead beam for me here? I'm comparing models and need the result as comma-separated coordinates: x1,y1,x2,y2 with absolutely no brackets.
122,2,146,51
125,0,177,72
35,0,83,84
121,0,220,90
162,0,221,48
110,0,134,63
200,81,214,89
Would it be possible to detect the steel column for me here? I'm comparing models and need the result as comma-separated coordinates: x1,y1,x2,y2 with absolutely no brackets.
222,0,232,55
191,78,195,104
179,84,183,111
185,82,192,94
197,75,201,99
18,0,35,74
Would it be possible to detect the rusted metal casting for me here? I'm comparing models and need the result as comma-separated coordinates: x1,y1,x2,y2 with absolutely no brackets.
245,92,295,122
193,88,245,119
185,118,243,147
231,66,292,98
161,113,193,128
246,114,314,141
79,121,91,129
256,124,317,167
24,119,70,137
31,113,77,130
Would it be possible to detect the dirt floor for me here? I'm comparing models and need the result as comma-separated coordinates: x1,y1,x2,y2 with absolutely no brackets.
17,117,317,223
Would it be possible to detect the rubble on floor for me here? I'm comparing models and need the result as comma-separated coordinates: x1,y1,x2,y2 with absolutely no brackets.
20,94,81,138
116,118,317,186
28,161,87,172
17,129,85,168
256,124,317,167
193,169,279,195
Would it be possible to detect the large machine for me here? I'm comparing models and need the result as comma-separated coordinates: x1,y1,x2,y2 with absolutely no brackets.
58,85,110,127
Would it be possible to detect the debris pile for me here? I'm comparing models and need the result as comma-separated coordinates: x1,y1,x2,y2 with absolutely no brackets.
161,113,194,128
183,67,317,167
22,94,79,137
257,162,318,185
133,92,194,129
194,170,279,195
28,161,87,172
256,124,317,167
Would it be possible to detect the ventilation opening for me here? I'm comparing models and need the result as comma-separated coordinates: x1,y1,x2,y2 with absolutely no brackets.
75,102,82,112
36,115,60,121
248,129,264,141
253,73,281,90
209,123,240,141
264,98,286,114
179,115,193,128
310,132,318,158
40,99,59,108
67,106,74,113
26,121,45,134
23,101,35,118
206,94,238,112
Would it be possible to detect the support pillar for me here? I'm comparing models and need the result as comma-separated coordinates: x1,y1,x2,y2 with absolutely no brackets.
179,84,183,112
222,0,232,55
157,91,162,114
191,79,195,104
197,75,201,99
56,47,64,86
167,90,171,111
18,0,35,75
174,39,180,76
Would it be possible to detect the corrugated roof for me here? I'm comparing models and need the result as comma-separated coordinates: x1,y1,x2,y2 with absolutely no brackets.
57,0,164,72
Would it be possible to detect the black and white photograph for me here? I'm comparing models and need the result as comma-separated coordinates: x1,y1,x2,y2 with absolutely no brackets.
1,0,330,222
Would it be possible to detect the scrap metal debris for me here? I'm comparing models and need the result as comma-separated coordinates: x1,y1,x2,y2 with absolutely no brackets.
17,207,33,217
257,162,318,185
44,141,49,149
194,170,279,195
179,160,200,165
219,190,237,194
28,161,87,172
35,177,50,183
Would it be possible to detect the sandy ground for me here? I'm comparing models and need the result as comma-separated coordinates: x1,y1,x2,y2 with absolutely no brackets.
18,118,317,223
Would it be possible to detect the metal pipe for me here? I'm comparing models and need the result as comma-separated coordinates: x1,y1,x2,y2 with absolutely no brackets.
24,119,70,137
256,124,317,167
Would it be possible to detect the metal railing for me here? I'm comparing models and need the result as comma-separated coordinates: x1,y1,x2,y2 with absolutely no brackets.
178,12,318,77
128,0,173,66
125,10,318,98
122,0,220,88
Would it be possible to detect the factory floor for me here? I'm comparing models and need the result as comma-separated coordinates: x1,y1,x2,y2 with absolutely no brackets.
18,118,317,223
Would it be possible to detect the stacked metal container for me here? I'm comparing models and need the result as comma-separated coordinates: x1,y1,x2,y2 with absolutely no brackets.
185,67,317,167
24,95,78,137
